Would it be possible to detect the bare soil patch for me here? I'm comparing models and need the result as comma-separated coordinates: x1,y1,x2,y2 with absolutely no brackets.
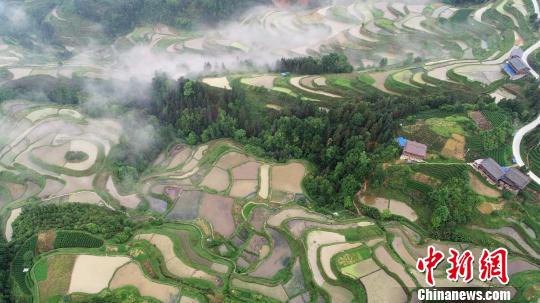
68,255,130,294
374,246,415,287
412,173,440,186
38,178,64,198
229,180,258,198
31,143,69,167
469,172,501,198
241,76,276,89
361,270,407,303
287,220,372,239
68,191,104,205
202,77,231,90
232,162,260,180
271,163,305,193
5,182,25,200
267,207,325,227
468,111,492,130
167,146,192,169
110,262,180,303
37,230,57,254
306,230,345,285
216,152,251,169
391,237,417,267
201,167,229,192
441,134,465,160
389,200,418,221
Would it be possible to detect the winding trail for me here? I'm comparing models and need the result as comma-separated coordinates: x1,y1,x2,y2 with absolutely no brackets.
512,0,540,185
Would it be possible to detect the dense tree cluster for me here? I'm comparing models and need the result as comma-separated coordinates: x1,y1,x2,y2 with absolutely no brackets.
499,79,540,122
0,238,10,303
429,174,480,239
138,75,480,209
276,53,354,74
11,204,132,243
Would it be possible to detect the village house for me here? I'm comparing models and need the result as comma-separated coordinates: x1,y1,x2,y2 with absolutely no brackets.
473,158,530,192
500,167,531,191
474,158,505,184
400,140,428,162
503,47,531,80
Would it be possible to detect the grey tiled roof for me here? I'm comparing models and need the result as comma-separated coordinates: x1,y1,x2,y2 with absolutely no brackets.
509,57,529,72
480,158,505,180
510,48,524,59
502,168,530,190
404,141,427,157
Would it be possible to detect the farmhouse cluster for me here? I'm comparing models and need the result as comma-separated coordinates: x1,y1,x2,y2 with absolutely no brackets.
473,158,530,193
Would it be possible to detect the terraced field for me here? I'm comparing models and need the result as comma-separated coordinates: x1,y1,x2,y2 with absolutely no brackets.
2,0,540,302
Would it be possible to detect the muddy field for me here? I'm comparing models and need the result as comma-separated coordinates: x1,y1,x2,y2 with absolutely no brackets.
232,162,260,180
360,269,407,303
216,152,251,169
199,193,235,237
110,262,180,303
166,190,202,220
250,228,292,278
267,207,326,227
374,246,415,288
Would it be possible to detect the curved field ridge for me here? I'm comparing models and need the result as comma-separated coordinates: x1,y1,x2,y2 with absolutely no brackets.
267,206,327,227
290,76,342,98
106,176,141,208
320,242,362,280
306,230,354,302
135,233,220,285
68,255,130,294
232,279,288,302
110,262,180,303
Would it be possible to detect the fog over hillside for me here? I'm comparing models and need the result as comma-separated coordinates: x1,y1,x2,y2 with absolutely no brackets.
0,0,444,82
